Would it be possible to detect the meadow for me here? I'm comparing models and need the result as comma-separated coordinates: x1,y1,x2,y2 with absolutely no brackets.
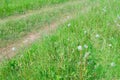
0,0,82,47
0,0,70,18
0,0,120,80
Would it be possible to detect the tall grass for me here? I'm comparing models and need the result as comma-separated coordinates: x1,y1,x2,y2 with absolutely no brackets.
0,0,120,80
0,0,82,47
0,0,71,18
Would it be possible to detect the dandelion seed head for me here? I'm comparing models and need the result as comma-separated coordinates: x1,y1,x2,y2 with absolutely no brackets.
108,44,112,47
84,44,88,49
96,34,100,38
110,62,116,67
68,23,71,27
12,47,16,51
77,45,82,51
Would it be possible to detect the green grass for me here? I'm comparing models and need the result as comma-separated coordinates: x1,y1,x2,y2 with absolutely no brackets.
0,0,71,18
0,0,120,80
0,0,83,47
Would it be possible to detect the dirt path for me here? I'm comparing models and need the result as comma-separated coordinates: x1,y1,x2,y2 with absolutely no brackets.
0,0,83,61
0,0,93,61
0,15,72,61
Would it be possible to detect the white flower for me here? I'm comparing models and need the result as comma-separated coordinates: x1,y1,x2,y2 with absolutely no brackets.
68,23,71,27
84,44,88,49
108,44,112,47
84,52,90,59
110,62,116,67
77,45,82,51
12,47,16,51
96,34,100,38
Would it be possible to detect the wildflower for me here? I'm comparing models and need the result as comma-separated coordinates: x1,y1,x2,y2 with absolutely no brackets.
84,44,88,49
96,34,100,38
84,52,90,59
12,47,16,51
77,45,82,51
67,23,71,27
108,44,112,47
110,62,116,67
